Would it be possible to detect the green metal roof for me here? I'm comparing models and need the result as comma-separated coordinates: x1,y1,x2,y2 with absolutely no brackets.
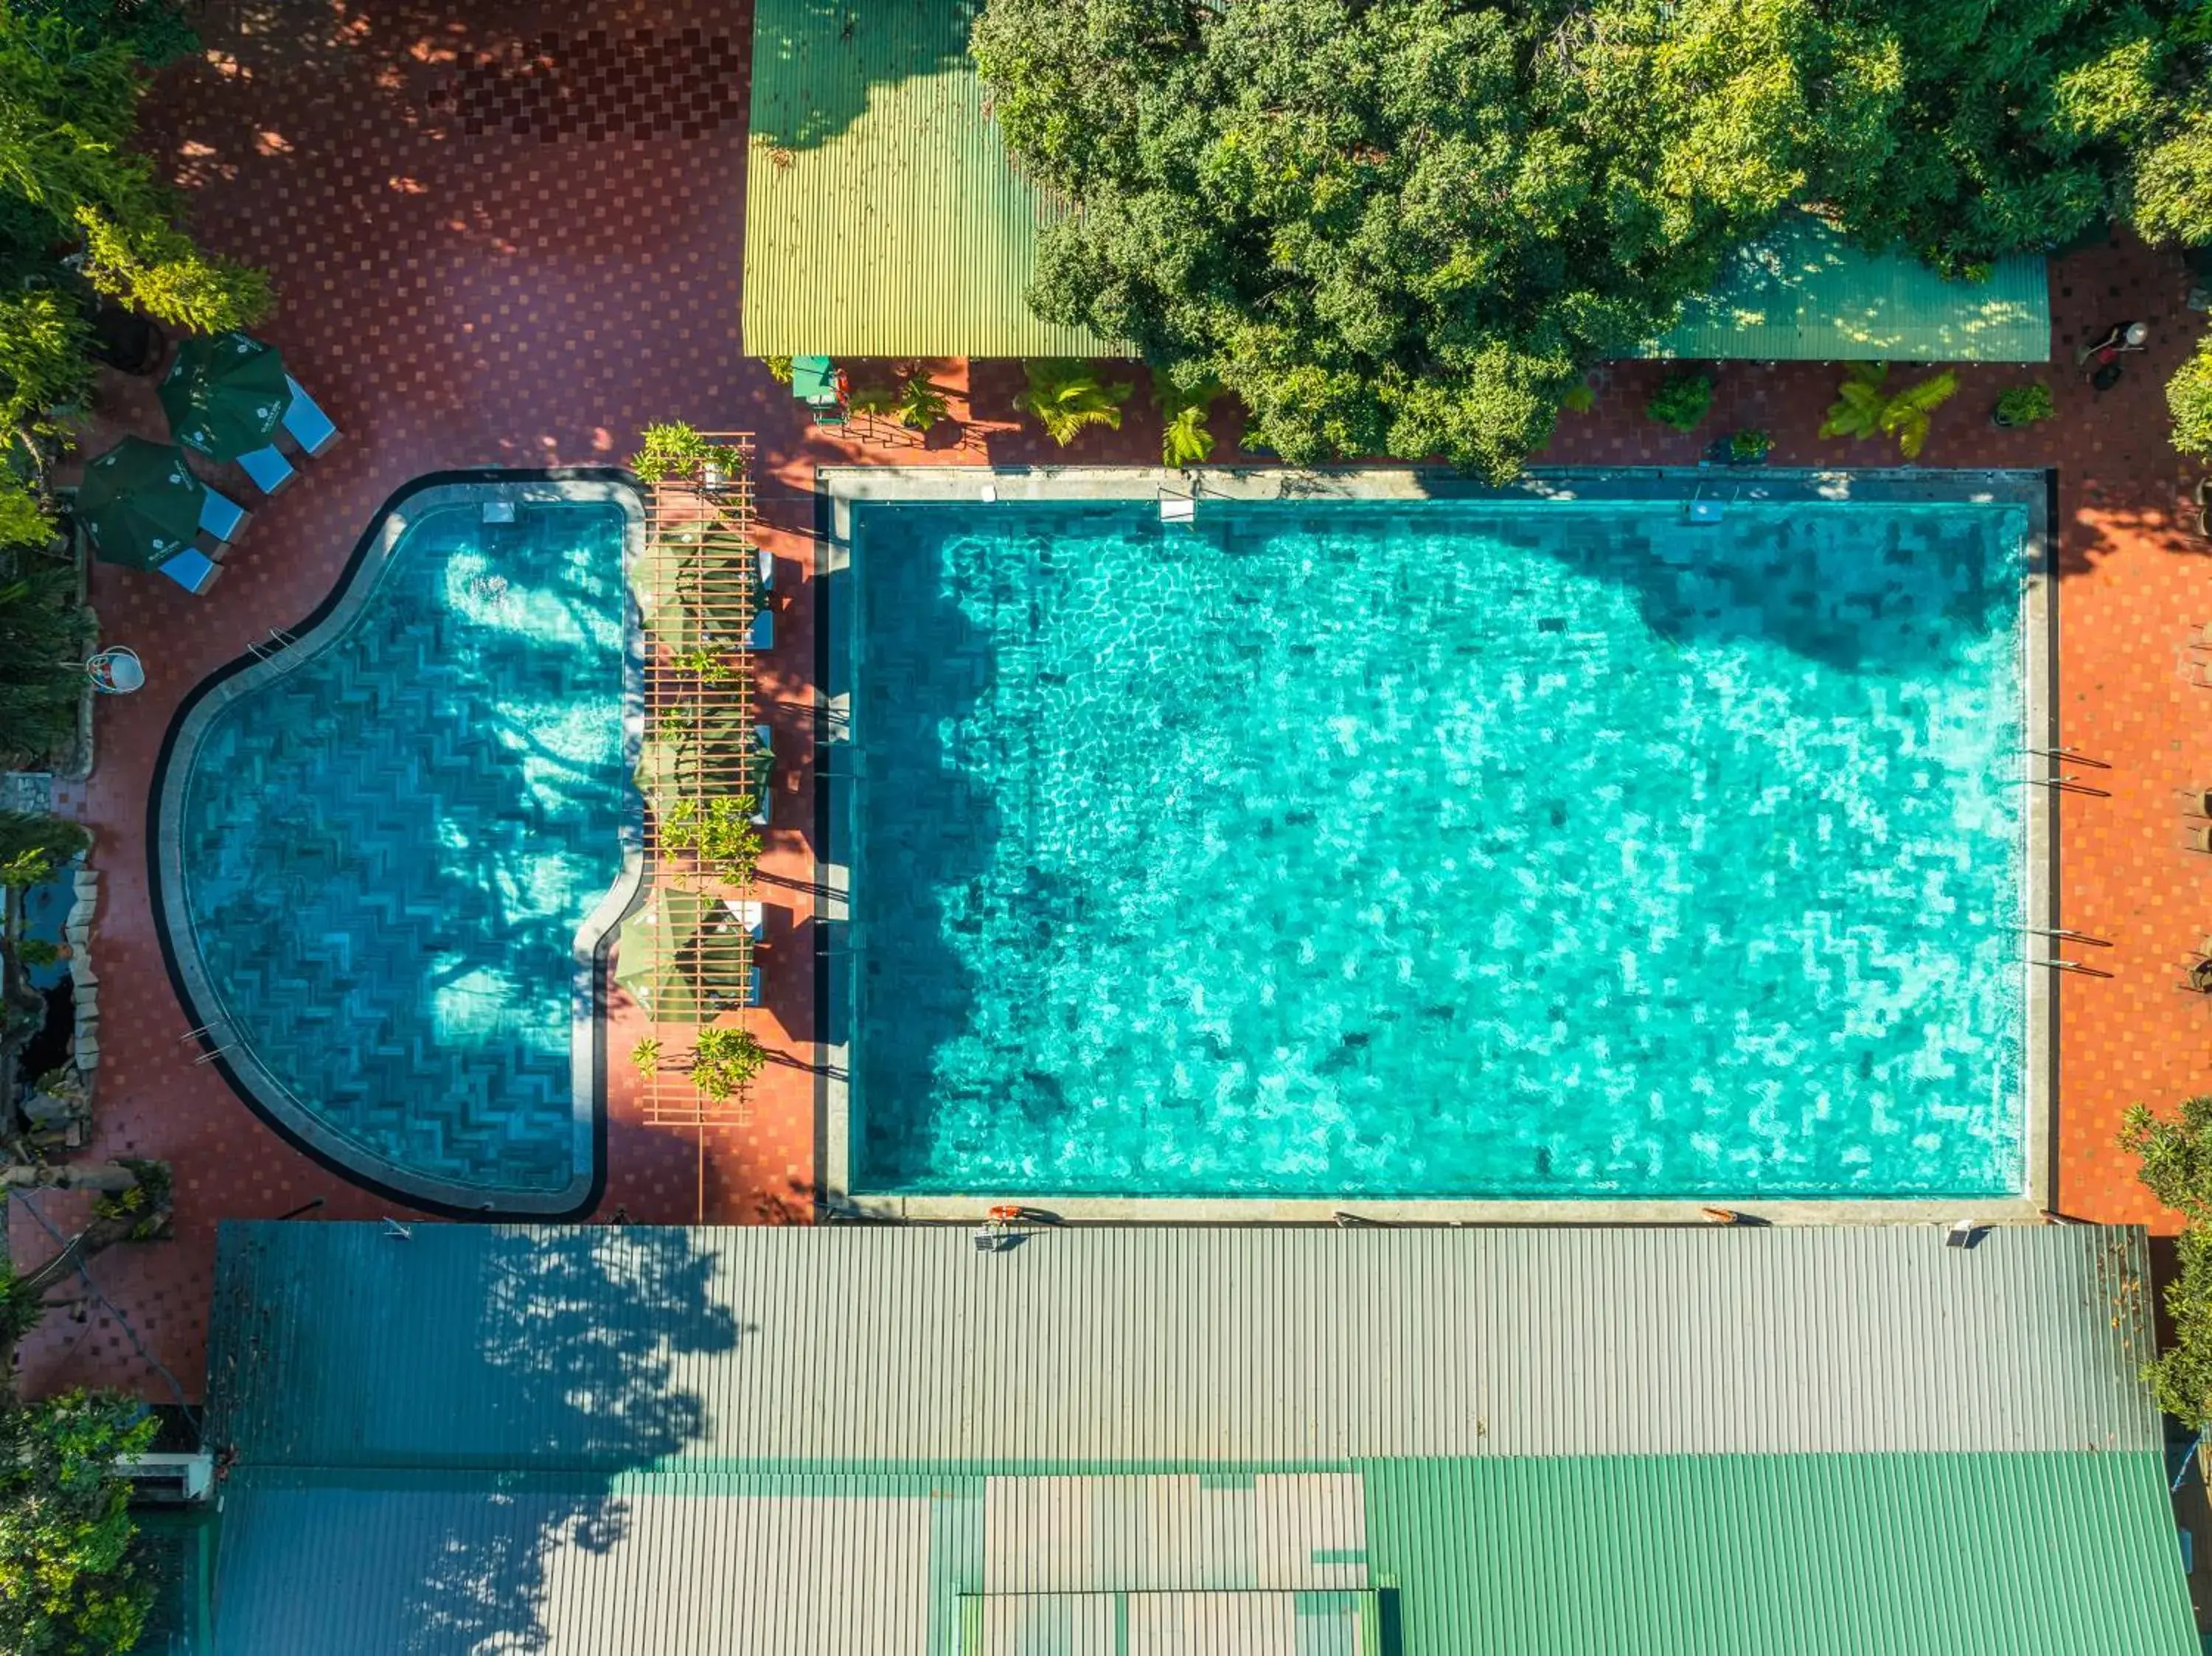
1363,1453,2195,1656
1646,212,2052,362
206,1458,2195,1656
738,7,2050,363
741,0,1107,358
199,1223,2191,1655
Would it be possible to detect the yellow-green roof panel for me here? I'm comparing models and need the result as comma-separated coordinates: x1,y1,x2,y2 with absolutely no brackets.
742,0,1107,358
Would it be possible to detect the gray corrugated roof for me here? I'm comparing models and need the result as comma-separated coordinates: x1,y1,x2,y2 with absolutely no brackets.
208,1220,2157,1469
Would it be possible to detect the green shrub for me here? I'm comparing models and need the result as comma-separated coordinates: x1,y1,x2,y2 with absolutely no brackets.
1157,378,1219,467
1729,428,1772,462
1015,360,1133,447
764,355,794,384
2123,1097,2212,1423
1818,363,1958,459
630,1036,661,1079
1994,382,2056,428
2171,336,2212,459
894,375,950,434
630,422,706,483
690,1024,765,1100
661,796,761,884
1645,372,1713,432
0,811,88,888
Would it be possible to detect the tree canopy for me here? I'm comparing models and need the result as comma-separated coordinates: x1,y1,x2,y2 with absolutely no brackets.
973,0,2209,477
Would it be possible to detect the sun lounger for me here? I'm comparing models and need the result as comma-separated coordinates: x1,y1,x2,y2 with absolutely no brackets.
757,544,773,590
743,964,763,1008
237,445,296,495
748,608,773,651
198,487,250,543
159,549,223,594
730,900,765,939
281,375,341,456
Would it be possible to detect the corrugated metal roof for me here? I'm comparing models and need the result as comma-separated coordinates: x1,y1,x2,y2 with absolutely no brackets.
206,1456,2196,1656
1363,1451,2197,1656
1647,212,2051,361
739,7,2049,365
207,1222,2157,1470
740,0,1107,358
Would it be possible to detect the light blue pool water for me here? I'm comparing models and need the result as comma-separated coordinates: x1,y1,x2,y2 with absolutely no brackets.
173,498,630,1202
849,495,2029,1199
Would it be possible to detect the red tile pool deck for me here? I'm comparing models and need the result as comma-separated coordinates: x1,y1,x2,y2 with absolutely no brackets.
10,0,2212,1398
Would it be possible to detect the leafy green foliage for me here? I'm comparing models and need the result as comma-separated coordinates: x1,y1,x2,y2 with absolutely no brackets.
975,0,2212,477
0,291,89,439
630,421,706,483
1994,382,2056,427
0,1263,41,1350
630,1036,661,1079
1013,359,1132,447
893,374,949,434
0,810,88,888
975,0,1904,479
844,381,897,418
0,1388,157,1656
689,1024,765,1100
1729,428,1773,461
2171,334,2212,459
2123,1098,2212,1424
1157,377,1218,466
763,355,795,384
0,560,91,769
2130,98,2212,246
1818,362,1957,458
661,795,760,884
1646,373,1714,433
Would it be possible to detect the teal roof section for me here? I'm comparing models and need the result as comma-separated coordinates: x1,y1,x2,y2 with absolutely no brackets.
1647,212,2052,362
737,6,2049,363
1363,1452,2196,1656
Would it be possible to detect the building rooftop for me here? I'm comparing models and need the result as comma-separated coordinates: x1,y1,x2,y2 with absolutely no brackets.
200,1221,2192,1655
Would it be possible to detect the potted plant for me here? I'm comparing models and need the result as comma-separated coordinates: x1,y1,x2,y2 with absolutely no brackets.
691,1025,766,1100
1646,371,1714,432
892,374,950,434
630,421,706,483
1992,382,2055,429
1729,428,1773,464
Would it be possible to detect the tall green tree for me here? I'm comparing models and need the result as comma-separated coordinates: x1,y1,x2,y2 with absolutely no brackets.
974,0,2211,478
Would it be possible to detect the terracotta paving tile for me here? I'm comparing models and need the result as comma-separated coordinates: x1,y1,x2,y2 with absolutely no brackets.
7,1,2209,1400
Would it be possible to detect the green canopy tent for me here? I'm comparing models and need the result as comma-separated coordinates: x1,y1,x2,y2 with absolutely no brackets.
76,436,206,571
636,705,770,815
159,331,292,462
636,529,763,651
614,888,751,1024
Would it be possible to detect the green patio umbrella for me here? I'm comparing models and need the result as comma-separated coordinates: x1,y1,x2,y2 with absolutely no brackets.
615,888,749,1024
158,330,291,462
636,529,761,650
76,437,206,571
636,706,765,803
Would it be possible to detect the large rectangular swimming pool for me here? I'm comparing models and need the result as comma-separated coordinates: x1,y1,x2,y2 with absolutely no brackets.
844,487,2033,1200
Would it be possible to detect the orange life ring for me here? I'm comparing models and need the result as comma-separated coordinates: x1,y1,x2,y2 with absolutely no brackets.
987,1203,1024,1224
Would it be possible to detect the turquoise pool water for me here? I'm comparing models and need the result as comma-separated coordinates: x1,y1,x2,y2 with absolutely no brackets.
849,495,2029,1199
171,496,630,1204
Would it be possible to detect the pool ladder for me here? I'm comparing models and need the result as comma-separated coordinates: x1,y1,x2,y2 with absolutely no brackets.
246,627,305,672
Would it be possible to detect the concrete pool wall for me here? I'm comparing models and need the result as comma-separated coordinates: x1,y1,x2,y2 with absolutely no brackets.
813,465,2056,1226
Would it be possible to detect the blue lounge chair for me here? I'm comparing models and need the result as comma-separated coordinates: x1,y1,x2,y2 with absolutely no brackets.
280,376,340,456
748,608,773,651
197,487,249,543
237,445,296,495
757,544,773,591
158,549,223,594
751,723,773,827
743,964,764,1008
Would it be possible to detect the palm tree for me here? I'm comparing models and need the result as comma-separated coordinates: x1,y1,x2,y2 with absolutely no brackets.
1015,360,1133,446
893,374,948,434
1819,363,1959,459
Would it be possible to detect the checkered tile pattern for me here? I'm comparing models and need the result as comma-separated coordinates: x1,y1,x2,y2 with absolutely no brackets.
7,0,2209,1402
432,28,745,142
